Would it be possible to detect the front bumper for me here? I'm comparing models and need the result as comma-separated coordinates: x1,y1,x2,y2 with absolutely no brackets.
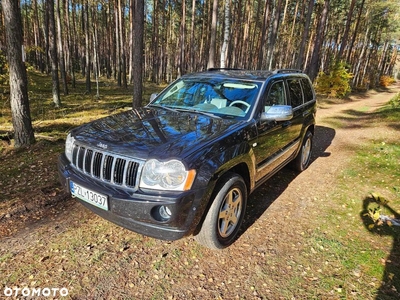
58,154,207,241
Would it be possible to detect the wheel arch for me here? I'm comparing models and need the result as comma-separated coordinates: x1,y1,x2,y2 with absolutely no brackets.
193,162,251,236
229,162,251,195
307,124,315,135
193,170,248,248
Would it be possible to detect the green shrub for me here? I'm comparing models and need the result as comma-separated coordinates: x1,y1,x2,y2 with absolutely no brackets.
389,92,400,109
315,61,353,97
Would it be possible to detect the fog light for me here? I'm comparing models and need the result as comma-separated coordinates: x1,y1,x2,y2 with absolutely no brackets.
159,206,172,220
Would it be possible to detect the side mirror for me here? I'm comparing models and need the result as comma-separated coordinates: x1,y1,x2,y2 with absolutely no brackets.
149,93,158,103
261,105,293,121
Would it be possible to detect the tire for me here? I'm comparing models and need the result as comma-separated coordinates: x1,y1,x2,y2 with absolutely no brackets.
293,130,313,172
194,173,247,250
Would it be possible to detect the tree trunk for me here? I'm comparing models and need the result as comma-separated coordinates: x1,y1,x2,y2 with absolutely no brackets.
132,0,144,108
2,0,35,147
337,0,357,61
84,2,91,93
230,0,243,68
199,0,208,70
240,0,251,68
47,0,61,107
70,0,77,87
151,0,159,82
114,1,121,85
189,0,196,72
248,1,262,69
179,0,186,75
257,0,271,69
56,0,68,95
106,3,113,79
283,0,299,68
207,0,218,69
296,0,314,70
307,0,329,82
346,0,366,63
220,0,230,68
352,26,370,88
128,0,133,82
92,8,100,99
266,0,283,69
118,0,127,88
32,0,44,72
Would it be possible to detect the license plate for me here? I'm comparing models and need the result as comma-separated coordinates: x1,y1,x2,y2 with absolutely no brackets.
70,181,108,210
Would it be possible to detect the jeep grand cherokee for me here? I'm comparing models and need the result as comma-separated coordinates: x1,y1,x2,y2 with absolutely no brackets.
58,69,317,249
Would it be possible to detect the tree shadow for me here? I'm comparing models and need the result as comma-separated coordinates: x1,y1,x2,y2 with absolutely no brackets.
241,125,336,233
360,196,400,299
323,97,400,132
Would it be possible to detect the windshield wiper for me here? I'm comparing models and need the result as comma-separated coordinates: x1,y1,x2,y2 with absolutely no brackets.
149,104,221,119
148,104,178,113
175,108,222,119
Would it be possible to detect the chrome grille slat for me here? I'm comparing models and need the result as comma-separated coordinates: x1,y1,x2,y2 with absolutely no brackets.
84,149,93,173
70,143,141,190
114,158,126,184
99,153,105,181
77,147,85,170
126,161,138,187
103,155,113,181
93,152,103,178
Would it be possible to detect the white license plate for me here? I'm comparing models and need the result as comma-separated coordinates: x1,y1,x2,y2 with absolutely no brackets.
70,181,108,210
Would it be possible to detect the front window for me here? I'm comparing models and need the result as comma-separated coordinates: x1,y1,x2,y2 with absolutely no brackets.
150,77,262,118
264,81,286,112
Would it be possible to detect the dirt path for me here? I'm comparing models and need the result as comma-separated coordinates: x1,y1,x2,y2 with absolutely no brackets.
1,85,399,299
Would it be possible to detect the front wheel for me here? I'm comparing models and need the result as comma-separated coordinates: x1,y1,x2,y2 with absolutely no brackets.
194,173,247,250
293,131,313,172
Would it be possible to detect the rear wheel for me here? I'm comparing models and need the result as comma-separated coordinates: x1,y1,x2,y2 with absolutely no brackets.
293,131,313,172
194,173,247,249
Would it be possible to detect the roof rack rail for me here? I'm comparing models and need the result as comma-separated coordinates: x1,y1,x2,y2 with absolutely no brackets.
207,68,243,71
273,69,302,74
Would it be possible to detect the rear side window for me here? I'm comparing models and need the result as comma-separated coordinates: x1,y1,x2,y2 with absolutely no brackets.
287,79,303,108
301,78,314,102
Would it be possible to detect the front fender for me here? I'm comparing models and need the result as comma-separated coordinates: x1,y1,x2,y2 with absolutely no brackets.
189,141,255,235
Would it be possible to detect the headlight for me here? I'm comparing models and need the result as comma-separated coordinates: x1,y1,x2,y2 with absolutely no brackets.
65,133,75,162
140,159,196,191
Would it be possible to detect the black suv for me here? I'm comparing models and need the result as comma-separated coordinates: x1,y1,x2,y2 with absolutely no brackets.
58,69,316,249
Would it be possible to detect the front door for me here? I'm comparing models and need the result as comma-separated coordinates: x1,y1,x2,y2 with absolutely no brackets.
254,80,295,181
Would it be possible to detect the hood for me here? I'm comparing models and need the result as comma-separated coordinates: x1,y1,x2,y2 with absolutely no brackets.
71,107,240,160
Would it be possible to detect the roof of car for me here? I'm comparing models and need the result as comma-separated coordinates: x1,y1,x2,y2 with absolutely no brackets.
181,68,305,81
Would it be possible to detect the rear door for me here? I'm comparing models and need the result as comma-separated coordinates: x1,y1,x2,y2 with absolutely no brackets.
285,77,305,144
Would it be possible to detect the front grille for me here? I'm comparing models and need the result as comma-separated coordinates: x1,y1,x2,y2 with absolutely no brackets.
71,143,141,190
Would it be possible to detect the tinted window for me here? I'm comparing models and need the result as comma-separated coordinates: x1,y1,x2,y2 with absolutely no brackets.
265,81,286,109
287,79,303,108
301,78,314,102
152,78,262,118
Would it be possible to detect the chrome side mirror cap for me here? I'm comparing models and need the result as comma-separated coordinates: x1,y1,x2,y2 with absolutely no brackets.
149,93,158,103
261,105,293,121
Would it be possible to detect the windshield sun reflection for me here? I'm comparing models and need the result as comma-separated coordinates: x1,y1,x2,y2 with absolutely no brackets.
150,78,261,118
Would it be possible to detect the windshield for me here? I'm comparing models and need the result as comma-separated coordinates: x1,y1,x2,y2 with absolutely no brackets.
150,77,262,118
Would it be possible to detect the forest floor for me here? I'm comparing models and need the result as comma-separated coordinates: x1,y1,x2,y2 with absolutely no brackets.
0,83,399,299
